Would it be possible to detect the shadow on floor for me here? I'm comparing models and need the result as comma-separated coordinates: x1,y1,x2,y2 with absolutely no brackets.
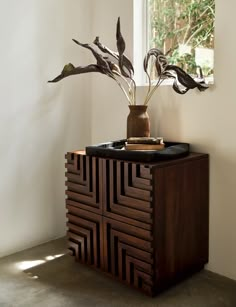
0,238,236,307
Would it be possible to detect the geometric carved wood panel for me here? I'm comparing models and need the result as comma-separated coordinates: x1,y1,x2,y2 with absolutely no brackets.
65,152,103,215
65,151,209,296
66,203,103,269
103,159,153,230
103,217,154,295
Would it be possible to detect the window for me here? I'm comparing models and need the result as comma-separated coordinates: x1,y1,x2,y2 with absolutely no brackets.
134,0,215,85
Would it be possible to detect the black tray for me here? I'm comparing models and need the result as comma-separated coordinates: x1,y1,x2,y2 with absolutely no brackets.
86,139,190,162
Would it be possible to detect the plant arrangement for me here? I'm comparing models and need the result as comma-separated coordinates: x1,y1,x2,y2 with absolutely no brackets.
49,17,208,105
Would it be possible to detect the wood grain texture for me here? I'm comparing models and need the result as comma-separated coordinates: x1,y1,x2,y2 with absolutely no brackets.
65,153,103,214
65,151,209,296
103,217,154,295
102,159,153,228
153,155,209,293
66,204,103,269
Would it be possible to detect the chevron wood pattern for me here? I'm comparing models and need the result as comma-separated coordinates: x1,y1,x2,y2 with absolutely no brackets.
65,152,102,214
65,151,209,296
66,203,103,269
103,159,153,229
103,217,154,295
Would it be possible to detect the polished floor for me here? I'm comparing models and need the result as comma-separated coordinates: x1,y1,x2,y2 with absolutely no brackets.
0,238,236,307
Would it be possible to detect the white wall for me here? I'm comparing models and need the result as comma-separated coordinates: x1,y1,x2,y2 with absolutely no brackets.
0,0,92,257
90,0,133,142
90,0,236,280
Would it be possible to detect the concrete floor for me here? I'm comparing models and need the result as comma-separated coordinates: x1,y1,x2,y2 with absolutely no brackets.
0,238,236,307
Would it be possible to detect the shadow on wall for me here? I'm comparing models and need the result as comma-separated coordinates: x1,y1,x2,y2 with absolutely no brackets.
147,89,182,140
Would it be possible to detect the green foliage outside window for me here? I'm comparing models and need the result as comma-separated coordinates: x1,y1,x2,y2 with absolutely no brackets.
148,0,215,78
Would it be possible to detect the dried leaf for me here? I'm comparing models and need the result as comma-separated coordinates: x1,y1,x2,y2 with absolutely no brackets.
115,17,133,78
165,65,208,92
93,36,119,60
94,36,134,78
48,64,103,83
172,79,189,94
62,63,75,73
144,48,167,77
72,39,113,77
49,38,122,83
116,17,125,55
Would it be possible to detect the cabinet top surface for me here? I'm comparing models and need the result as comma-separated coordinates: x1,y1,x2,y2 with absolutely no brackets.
66,151,208,167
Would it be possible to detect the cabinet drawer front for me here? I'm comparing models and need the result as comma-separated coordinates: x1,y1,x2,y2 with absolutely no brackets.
103,217,154,295
103,159,153,228
66,204,103,269
65,153,103,214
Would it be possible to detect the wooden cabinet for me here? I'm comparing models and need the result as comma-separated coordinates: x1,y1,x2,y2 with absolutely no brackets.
65,151,209,296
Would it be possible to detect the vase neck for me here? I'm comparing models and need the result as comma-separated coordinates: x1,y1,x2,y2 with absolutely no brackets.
128,105,148,112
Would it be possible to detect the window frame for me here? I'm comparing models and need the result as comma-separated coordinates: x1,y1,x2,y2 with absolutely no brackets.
133,0,148,86
133,0,214,87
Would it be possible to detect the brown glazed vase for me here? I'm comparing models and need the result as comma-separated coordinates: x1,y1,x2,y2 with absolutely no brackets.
127,105,150,138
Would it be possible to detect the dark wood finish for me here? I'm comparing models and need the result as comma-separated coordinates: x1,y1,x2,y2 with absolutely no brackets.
127,105,150,138
153,155,209,293
102,160,153,228
103,216,154,295
66,204,103,269
65,152,103,215
65,152,209,296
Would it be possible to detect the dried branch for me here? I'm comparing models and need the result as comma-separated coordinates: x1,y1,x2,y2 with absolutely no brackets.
49,17,208,106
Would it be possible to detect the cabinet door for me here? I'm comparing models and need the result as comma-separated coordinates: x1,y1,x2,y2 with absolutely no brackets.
102,159,153,230
65,153,103,215
66,204,104,269
103,217,154,295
